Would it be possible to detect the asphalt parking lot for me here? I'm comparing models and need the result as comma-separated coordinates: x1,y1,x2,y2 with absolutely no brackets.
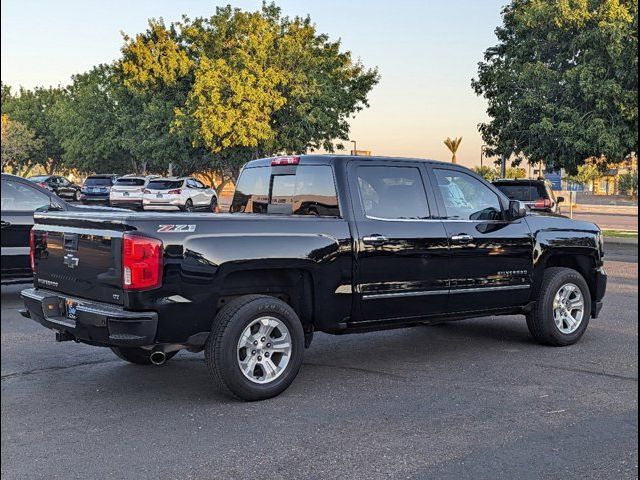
1,244,637,480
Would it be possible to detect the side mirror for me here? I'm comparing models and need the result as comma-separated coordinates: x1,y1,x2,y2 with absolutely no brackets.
508,200,527,220
557,196,565,203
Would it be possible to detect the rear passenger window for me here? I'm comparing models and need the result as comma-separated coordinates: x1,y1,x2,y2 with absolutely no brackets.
231,166,339,216
356,166,430,219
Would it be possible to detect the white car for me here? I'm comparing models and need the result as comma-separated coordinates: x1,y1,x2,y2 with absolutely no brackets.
142,177,218,212
109,175,159,210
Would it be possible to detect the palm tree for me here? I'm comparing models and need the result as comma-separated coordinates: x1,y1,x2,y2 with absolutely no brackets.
444,137,463,164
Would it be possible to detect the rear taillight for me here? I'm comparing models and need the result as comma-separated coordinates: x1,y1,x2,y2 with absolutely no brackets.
271,156,300,166
38,182,47,188
30,229,47,272
29,229,35,272
534,198,552,209
167,189,181,194
122,234,163,291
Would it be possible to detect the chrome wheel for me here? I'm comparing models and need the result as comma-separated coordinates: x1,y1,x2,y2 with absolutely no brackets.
237,316,292,384
552,283,585,334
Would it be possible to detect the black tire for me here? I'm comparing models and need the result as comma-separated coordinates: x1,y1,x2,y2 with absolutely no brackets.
73,190,81,202
210,196,218,213
205,295,305,401
526,267,592,346
183,199,194,212
111,347,177,365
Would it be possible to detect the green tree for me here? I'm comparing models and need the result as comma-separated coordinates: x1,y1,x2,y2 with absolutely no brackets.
566,158,605,189
472,0,638,173
472,165,498,181
1,114,43,175
2,86,68,174
120,4,379,183
443,137,463,164
505,166,527,179
618,171,638,197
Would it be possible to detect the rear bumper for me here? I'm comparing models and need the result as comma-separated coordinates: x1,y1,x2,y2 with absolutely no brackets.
109,198,143,209
21,288,157,347
80,195,110,203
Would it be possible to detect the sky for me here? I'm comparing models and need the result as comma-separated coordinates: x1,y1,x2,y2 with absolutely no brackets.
1,0,506,168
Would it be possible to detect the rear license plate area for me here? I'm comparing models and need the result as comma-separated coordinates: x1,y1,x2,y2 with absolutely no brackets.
65,299,78,320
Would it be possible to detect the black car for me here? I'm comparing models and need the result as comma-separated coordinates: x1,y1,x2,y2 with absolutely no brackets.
80,174,119,205
492,179,564,213
1,174,69,285
29,175,82,202
21,155,606,401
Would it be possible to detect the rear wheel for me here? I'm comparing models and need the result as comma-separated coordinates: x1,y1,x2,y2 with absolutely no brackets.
183,199,194,212
527,267,591,346
73,190,81,202
205,295,305,401
111,347,177,365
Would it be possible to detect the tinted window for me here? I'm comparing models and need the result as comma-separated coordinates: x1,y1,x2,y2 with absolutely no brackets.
1,179,50,212
231,165,339,216
147,180,183,190
115,178,146,187
231,168,270,213
494,183,547,201
356,166,429,219
29,176,51,183
434,169,502,220
85,177,114,186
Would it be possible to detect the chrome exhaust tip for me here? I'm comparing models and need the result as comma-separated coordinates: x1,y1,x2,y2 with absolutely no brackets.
150,350,167,366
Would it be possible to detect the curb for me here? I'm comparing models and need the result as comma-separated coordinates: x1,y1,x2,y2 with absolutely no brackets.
604,236,638,245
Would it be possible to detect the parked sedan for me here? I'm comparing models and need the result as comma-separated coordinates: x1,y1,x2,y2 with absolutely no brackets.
28,175,82,202
492,179,564,214
142,177,218,212
80,174,119,205
1,174,68,285
109,175,159,210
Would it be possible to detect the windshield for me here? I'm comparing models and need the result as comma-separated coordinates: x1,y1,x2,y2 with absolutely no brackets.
85,177,114,186
115,178,146,187
147,180,183,190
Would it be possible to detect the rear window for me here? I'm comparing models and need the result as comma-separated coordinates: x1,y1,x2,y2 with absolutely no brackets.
147,180,183,190
494,183,547,201
29,176,50,182
115,178,146,187
231,166,339,216
85,177,114,186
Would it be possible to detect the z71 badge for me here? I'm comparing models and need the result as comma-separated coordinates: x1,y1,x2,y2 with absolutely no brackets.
157,224,197,233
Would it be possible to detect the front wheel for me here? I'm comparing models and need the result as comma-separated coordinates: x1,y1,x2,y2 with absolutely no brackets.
73,190,81,202
527,267,591,346
183,199,194,212
210,196,218,213
205,295,305,401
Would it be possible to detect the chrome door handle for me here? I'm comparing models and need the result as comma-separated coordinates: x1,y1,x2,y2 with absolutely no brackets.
362,234,388,246
450,234,474,243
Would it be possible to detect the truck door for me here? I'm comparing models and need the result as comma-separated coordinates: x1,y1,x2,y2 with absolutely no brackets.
427,166,534,312
348,161,450,322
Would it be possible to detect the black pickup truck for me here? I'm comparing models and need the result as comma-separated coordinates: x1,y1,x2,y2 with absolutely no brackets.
21,155,607,400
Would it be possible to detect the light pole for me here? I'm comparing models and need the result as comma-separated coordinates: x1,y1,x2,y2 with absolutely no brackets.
350,140,357,155
480,145,488,168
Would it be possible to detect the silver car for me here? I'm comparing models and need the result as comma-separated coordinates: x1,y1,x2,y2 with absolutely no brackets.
109,175,159,210
142,177,218,212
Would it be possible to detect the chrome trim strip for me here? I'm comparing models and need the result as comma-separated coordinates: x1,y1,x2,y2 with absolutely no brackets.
363,290,447,300
449,284,530,294
362,284,530,300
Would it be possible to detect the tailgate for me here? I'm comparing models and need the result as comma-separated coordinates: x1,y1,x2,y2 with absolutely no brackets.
32,212,128,305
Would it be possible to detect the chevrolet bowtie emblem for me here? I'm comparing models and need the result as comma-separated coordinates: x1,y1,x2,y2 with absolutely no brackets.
63,253,79,269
